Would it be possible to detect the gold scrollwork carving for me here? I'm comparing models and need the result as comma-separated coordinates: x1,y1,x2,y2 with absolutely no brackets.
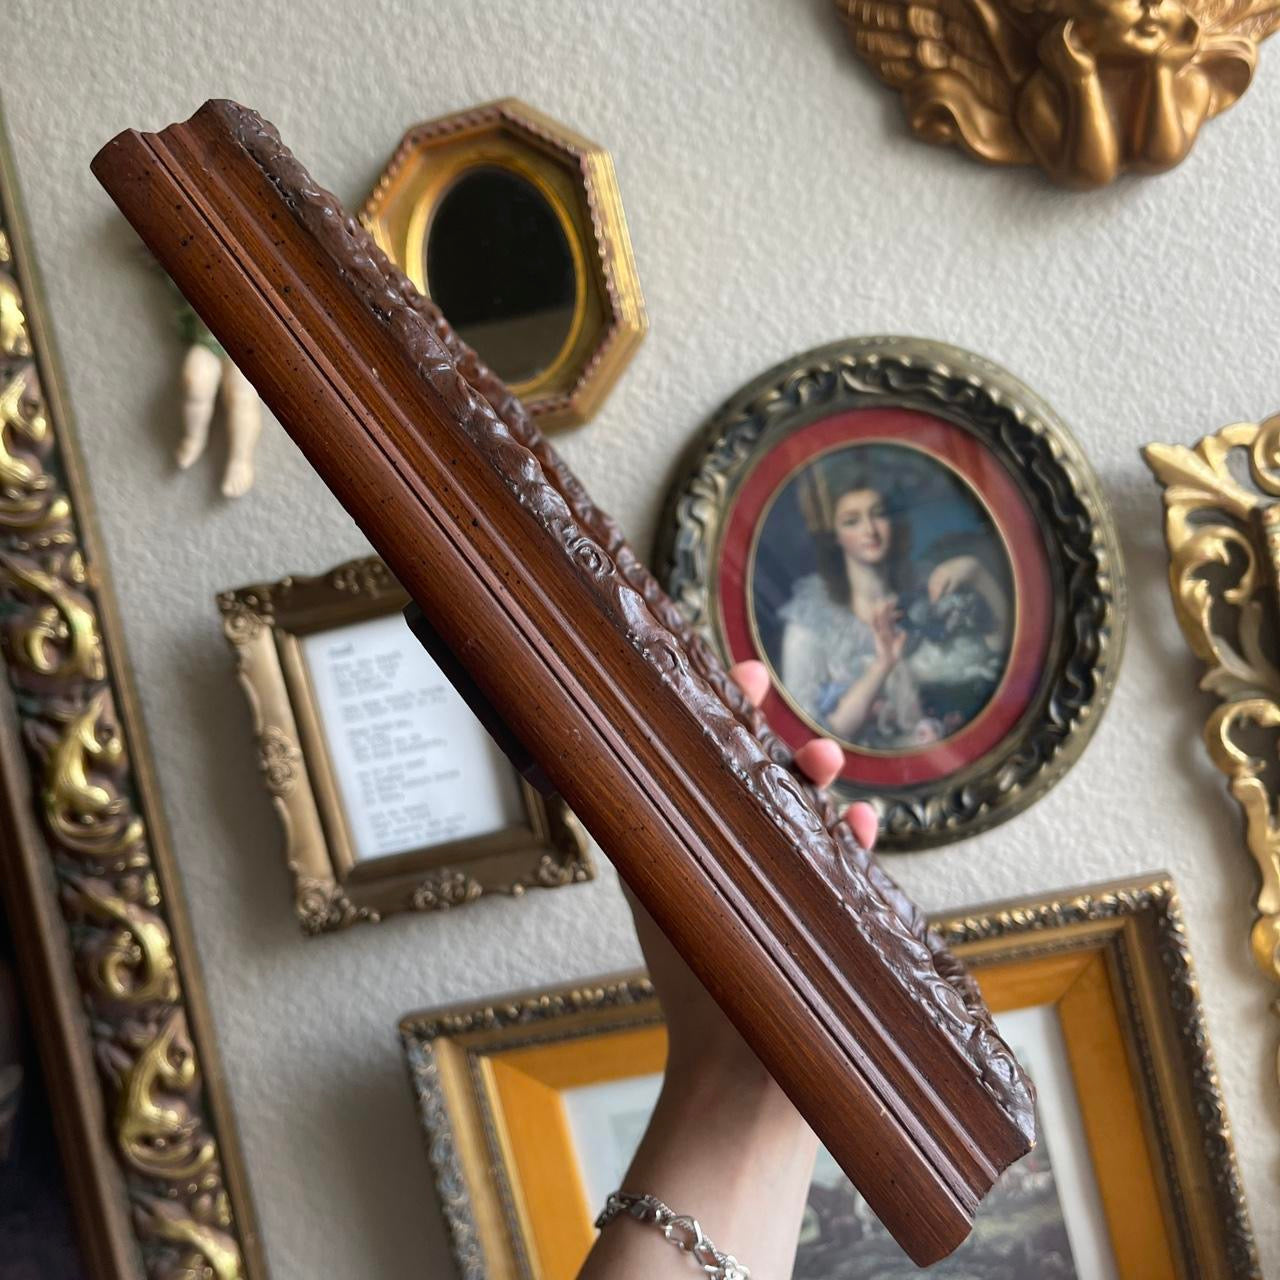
0,364,68,532
116,1010,216,1183
134,1198,246,1280
39,688,147,864
0,268,30,357
409,868,484,911
0,549,105,681
328,556,398,598
0,113,257,1274
518,851,594,892
216,591,268,644
257,723,301,796
1205,700,1280,989
63,872,180,1005
296,874,379,934
1145,416,1280,1079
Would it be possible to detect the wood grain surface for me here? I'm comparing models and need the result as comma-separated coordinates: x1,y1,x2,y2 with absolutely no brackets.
92,100,1035,1265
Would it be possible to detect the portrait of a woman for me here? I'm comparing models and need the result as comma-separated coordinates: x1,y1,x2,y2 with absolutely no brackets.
761,446,1013,751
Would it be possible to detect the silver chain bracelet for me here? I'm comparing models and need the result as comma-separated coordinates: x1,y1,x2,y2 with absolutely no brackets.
595,1191,751,1279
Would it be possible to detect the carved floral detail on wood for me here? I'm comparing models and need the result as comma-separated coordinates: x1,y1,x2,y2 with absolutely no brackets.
835,0,1280,186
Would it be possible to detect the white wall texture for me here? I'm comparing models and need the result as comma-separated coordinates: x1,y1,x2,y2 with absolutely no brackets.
5,0,1279,1274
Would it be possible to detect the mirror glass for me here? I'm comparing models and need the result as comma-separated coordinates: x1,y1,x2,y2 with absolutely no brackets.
426,166,576,385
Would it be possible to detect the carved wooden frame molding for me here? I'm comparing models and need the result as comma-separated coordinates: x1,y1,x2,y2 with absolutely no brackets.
1145,417,1280,1084
93,100,1036,1265
0,109,263,1277
217,554,593,934
402,873,1258,1280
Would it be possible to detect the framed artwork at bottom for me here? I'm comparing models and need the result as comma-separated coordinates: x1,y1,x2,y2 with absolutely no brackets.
401,873,1257,1280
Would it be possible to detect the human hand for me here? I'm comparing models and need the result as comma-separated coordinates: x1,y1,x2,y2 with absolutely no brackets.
586,664,876,1278
626,659,878,1086
870,598,907,672
1041,19,1098,82
928,554,981,602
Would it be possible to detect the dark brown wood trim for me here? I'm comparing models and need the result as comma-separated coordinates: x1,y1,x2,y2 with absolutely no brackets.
93,100,1034,1265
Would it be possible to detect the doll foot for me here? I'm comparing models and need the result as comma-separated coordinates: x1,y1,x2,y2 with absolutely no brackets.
221,459,255,497
175,435,206,469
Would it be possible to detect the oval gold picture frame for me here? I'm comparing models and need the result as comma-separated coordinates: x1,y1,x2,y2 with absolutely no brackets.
658,336,1126,851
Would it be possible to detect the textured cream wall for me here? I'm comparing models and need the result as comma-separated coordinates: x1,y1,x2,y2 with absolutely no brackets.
6,0,1280,1275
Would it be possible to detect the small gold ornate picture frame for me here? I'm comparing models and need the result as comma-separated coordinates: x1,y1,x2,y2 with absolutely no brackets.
217,556,592,934
362,99,646,429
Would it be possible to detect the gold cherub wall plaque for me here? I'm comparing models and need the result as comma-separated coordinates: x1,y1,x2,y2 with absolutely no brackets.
835,0,1279,186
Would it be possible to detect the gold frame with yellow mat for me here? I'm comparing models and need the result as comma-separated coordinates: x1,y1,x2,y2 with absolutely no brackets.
361,98,646,430
401,873,1256,1279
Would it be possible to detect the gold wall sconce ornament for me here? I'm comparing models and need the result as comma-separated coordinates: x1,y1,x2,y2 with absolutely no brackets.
217,556,593,935
1145,417,1280,1080
361,99,646,429
833,0,1280,187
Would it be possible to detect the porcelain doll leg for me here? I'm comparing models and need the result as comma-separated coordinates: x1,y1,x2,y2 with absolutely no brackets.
177,342,222,470
220,358,262,498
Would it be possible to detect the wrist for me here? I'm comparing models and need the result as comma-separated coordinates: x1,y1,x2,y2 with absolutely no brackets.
664,1039,796,1110
868,654,893,679
659,1045,817,1167
584,1022,817,1278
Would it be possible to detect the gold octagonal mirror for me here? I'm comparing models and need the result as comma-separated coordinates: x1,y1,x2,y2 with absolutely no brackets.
362,99,646,429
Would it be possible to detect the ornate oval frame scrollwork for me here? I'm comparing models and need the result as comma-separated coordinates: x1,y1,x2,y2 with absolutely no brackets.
657,337,1126,851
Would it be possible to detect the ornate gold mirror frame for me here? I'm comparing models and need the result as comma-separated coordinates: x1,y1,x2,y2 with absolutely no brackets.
1145,417,1280,1080
361,99,646,429
0,107,263,1276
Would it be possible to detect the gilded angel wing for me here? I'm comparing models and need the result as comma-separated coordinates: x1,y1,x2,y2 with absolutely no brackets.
834,0,1037,164
1193,0,1280,41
